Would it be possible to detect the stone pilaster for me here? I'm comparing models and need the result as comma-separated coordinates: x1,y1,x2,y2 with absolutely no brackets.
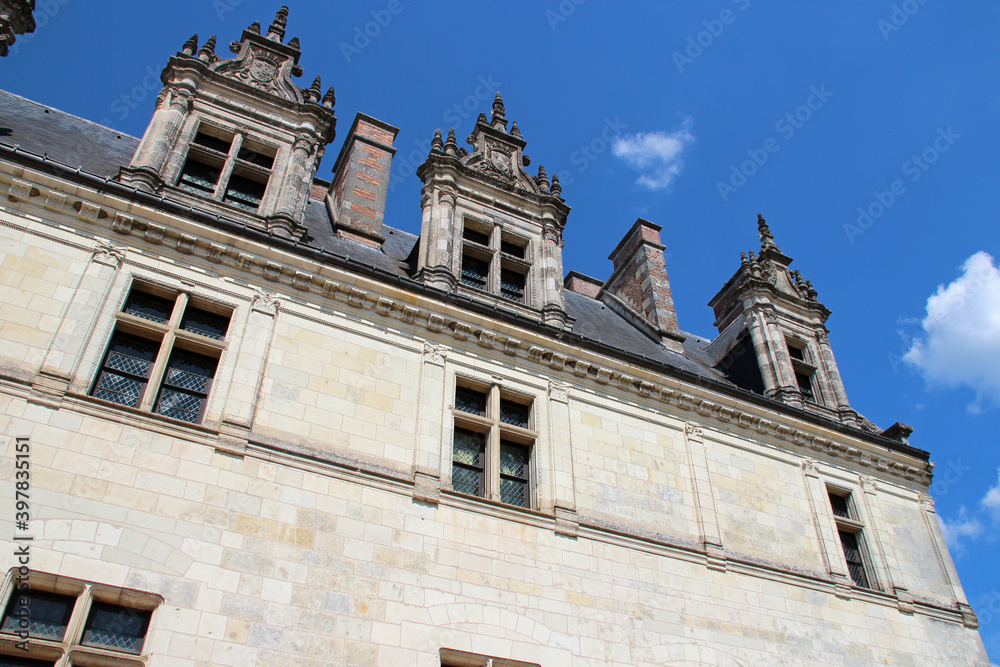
547,380,578,536
685,422,725,570
411,342,449,504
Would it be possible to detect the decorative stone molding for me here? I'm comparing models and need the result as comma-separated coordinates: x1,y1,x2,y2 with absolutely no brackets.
548,381,569,404
801,459,819,478
412,468,442,505
860,476,878,494
422,342,448,367
685,422,704,443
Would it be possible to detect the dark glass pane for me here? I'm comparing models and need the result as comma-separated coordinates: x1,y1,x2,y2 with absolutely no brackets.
795,372,814,401
1,590,75,641
829,494,850,519
193,131,232,154
123,291,174,324
154,349,217,424
500,240,525,259
237,145,274,169
787,344,804,361
223,174,267,212
500,441,529,507
453,429,485,497
177,157,221,195
81,602,150,655
455,387,487,416
500,269,525,303
180,307,230,340
839,531,871,588
0,657,56,667
499,400,529,428
463,227,490,246
460,255,488,290
92,333,159,407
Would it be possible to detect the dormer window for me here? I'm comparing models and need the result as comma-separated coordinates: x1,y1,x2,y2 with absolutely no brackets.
177,126,275,214
459,218,531,305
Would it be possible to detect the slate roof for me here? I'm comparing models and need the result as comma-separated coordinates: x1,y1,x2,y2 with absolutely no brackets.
0,89,737,387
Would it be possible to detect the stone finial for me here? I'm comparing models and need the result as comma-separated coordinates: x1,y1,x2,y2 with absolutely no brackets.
491,92,508,130
476,112,488,126
247,21,261,35
198,35,217,62
757,213,782,254
805,280,818,301
181,34,198,56
267,6,289,42
431,128,444,153
444,128,458,156
740,251,749,269
306,75,322,102
511,120,522,138
322,86,336,108
536,165,550,193
550,173,562,197
288,36,301,50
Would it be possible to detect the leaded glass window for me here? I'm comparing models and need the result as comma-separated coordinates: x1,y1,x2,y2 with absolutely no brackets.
81,602,151,655
460,255,488,290
1,590,74,641
91,284,229,425
452,383,535,509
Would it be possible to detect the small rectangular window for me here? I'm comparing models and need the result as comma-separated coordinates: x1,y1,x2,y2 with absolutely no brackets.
460,255,488,290
0,657,56,667
223,172,267,212
177,156,222,196
1,590,75,641
827,490,875,590
237,142,275,169
499,441,530,507
81,602,151,655
500,239,525,259
499,399,529,429
123,290,175,324
154,349,218,424
452,428,486,497
500,269,526,304
455,387,488,416
91,333,159,409
192,130,233,154
463,227,491,246
180,306,231,340
795,371,814,402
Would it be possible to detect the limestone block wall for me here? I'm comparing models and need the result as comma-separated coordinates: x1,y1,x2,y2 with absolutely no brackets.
0,178,989,665
0,398,990,666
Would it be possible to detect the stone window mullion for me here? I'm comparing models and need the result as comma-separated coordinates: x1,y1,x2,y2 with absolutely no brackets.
213,134,244,201
138,293,188,412
487,386,502,502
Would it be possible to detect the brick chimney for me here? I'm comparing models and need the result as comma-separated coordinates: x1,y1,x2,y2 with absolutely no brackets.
326,112,399,246
603,218,685,353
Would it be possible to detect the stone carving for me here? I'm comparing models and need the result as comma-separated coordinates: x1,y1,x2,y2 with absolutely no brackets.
548,380,569,403
801,459,819,477
860,476,877,494
685,422,704,442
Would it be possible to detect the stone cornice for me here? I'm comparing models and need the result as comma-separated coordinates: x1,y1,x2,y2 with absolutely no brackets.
0,159,933,487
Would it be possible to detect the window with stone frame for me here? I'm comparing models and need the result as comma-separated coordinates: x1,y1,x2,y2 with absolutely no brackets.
786,338,819,404
89,282,230,425
440,648,541,667
0,571,159,666
459,218,530,305
451,380,536,509
827,488,876,590
176,124,275,214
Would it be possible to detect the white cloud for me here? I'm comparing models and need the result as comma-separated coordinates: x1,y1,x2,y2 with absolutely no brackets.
612,118,694,192
939,507,984,552
903,251,1000,413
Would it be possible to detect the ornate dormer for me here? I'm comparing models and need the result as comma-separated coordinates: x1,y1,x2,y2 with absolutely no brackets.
119,7,336,239
708,214,858,427
415,93,573,328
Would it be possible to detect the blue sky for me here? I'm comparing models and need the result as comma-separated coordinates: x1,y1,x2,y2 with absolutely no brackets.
5,0,1000,658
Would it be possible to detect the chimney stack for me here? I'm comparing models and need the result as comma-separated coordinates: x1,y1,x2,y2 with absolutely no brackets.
603,218,685,353
326,113,399,246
